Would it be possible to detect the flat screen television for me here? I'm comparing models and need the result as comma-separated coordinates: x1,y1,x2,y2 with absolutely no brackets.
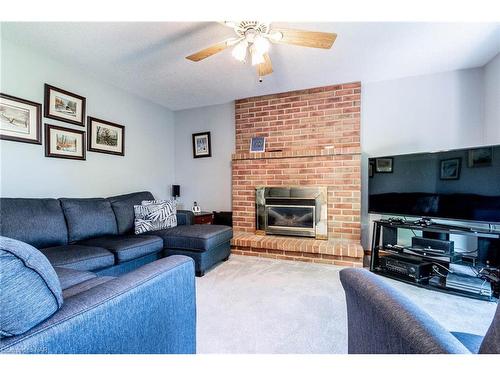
368,145,500,224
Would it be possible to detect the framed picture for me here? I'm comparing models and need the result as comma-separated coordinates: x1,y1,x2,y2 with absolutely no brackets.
375,158,393,173
440,158,461,180
0,93,42,144
369,161,374,178
250,136,266,153
44,84,86,126
87,116,125,156
468,147,492,168
192,131,211,158
45,124,86,160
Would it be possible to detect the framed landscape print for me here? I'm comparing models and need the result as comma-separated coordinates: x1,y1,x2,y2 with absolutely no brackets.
0,93,42,144
440,158,461,180
44,84,86,126
192,131,211,158
375,157,393,173
87,116,125,156
45,124,86,160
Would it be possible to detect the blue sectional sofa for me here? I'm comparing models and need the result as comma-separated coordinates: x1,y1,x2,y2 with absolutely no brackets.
0,191,233,277
0,191,233,353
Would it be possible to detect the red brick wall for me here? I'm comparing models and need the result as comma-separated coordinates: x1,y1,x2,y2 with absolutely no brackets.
235,83,361,154
232,82,361,242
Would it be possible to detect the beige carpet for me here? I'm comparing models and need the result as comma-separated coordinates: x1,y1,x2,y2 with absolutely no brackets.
195,255,497,354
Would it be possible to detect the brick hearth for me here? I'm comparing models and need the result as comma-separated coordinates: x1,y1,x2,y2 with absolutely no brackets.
231,232,363,267
231,82,363,266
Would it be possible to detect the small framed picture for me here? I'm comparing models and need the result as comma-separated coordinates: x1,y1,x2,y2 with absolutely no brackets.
375,158,393,173
369,161,374,178
440,158,461,180
0,93,42,144
45,124,86,160
87,116,125,156
468,147,492,168
250,136,266,153
44,84,86,126
192,131,211,158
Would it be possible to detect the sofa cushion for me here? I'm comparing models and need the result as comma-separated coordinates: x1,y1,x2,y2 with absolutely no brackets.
153,224,233,252
78,235,163,263
0,198,68,248
54,267,97,290
176,210,194,226
40,245,115,271
0,236,63,338
60,198,118,242
107,191,155,235
134,200,177,235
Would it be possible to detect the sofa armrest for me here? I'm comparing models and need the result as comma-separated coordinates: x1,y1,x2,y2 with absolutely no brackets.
339,268,470,354
0,255,196,354
176,210,194,225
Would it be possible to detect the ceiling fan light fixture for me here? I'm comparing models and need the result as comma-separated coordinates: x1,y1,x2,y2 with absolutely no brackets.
253,35,270,55
232,40,248,62
250,46,265,66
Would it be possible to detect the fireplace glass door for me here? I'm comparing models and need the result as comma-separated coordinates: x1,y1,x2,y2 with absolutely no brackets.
265,205,315,237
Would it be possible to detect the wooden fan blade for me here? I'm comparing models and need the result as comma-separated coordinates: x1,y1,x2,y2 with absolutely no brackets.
257,53,273,77
270,28,337,49
186,38,238,61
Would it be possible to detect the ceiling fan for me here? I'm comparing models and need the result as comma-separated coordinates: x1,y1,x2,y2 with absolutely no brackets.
186,21,337,81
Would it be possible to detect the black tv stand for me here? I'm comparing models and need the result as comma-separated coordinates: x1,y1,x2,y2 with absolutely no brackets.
370,219,500,301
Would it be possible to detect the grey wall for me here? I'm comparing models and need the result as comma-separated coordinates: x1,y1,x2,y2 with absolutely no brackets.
484,52,500,141
0,38,175,199
173,103,235,212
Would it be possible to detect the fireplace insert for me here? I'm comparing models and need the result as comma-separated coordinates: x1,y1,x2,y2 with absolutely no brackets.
255,186,328,239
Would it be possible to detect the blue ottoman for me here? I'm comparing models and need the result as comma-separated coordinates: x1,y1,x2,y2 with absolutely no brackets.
154,225,233,277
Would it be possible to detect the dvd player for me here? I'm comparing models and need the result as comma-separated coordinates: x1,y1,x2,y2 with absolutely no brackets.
445,273,492,297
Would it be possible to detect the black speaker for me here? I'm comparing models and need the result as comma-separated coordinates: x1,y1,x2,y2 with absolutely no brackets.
172,185,180,197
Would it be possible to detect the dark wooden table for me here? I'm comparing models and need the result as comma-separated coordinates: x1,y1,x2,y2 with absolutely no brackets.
193,211,213,225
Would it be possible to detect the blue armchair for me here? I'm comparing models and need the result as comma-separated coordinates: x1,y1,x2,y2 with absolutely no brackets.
0,255,196,354
339,268,499,354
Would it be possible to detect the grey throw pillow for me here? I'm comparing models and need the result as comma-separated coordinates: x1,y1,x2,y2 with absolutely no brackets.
134,199,177,234
0,236,63,337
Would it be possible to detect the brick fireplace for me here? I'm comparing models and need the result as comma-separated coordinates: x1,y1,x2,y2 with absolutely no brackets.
231,83,364,267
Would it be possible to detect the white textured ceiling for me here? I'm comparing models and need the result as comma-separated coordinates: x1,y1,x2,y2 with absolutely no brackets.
2,22,500,110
